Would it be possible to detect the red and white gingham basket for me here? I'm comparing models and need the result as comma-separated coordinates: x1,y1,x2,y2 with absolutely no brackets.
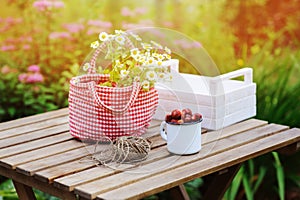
68,41,159,141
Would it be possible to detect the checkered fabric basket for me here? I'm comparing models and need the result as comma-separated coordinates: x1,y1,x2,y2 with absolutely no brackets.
68,41,159,141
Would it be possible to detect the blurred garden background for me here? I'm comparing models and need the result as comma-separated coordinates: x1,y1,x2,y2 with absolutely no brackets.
0,0,300,199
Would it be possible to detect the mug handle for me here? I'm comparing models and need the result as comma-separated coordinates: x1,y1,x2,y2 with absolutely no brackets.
160,121,167,141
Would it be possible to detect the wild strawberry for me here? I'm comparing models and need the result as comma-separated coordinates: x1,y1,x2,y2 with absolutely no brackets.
192,113,202,122
184,116,192,123
182,108,192,115
171,109,182,120
165,114,172,122
171,119,178,124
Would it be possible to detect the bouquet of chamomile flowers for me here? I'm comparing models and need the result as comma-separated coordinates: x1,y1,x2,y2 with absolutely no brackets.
85,30,172,91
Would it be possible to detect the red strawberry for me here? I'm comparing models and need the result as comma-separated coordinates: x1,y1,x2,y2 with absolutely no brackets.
182,108,192,115
171,119,178,124
192,113,202,122
165,114,172,122
171,109,182,120
185,117,192,123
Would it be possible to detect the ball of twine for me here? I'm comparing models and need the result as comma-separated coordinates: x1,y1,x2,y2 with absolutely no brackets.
92,136,152,165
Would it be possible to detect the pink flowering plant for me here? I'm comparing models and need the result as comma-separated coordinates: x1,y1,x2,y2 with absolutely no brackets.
18,65,44,84
86,30,173,91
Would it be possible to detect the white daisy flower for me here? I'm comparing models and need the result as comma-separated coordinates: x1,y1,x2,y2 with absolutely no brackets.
152,52,158,58
157,54,165,60
146,70,157,81
146,57,156,66
120,69,129,78
133,54,141,61
157,60,163,66
130,48,140,57
115,35,125,45
83,63,91,71
99,32,108,41
90,41,99,49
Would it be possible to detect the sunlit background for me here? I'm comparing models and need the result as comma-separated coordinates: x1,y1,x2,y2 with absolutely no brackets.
1,0,300,199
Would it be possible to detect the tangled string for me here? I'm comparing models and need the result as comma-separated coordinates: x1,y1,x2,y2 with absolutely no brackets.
92,136,152,165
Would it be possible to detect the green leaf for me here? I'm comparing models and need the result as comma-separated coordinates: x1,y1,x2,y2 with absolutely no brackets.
229,166,244,200
7,107,16,117
24,98,36,106
253,166,267,193
272,152,285,200
242,173,253,200
46,103,59,111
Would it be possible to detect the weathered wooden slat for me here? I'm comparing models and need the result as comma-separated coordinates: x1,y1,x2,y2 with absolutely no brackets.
0,132,72,159
53,147,171,192
54,120,272,195
52,120,228,194
16,146,90,176
0,140,85,169
0,108,68,131
34,159,97,183
0,123,69,149
148,119,266,151
0,166,77,200
0,115,69,140
74,124,287,199
54,166,115,192
96,128,300,200
202,118,268,144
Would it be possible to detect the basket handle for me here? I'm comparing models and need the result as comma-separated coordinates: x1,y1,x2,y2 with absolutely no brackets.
219,67,253,84
89,35,135,74
207,67,253,95
88,82,140,115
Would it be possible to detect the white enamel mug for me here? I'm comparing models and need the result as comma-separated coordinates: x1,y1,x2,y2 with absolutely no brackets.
160,120,202,155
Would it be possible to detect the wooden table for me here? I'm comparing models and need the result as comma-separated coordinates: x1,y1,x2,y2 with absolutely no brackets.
0,108,300,200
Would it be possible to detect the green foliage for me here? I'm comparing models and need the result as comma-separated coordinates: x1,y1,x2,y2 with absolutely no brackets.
254,49,300,128
0,179,61,200
0,62,79,122
184,178,203,199
224,46,300,200
224,161,267,200
0,179,18,200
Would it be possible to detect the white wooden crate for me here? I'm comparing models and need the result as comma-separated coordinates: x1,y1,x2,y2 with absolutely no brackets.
153,68,256,130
